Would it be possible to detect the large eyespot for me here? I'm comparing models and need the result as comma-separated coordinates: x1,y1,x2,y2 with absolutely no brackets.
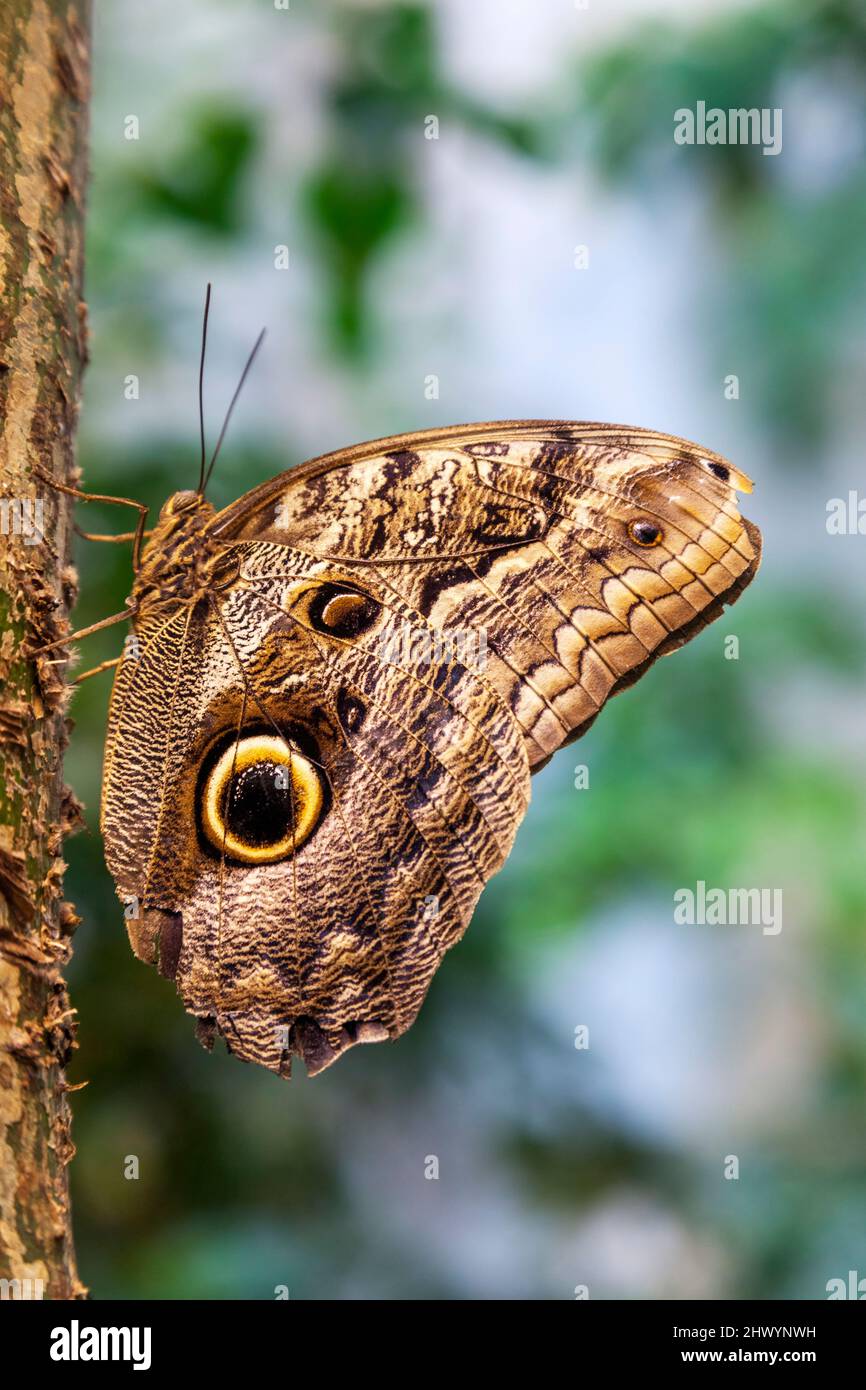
307,583,380,640
628,519,663,547
198,731,325,864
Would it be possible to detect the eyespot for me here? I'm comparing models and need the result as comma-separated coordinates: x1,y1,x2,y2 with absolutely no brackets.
628,519,663,547
336,689,366,734
198,731,325,864
307,583,380,640
707,461,730,482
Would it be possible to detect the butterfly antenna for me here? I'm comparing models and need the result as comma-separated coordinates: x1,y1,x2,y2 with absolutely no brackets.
196,282,212,493
202,327,266,495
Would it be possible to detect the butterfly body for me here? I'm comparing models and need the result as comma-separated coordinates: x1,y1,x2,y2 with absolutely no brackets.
100,421,761,1078
132,492,218,606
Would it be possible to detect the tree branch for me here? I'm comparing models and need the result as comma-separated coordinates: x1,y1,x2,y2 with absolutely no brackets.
0,0,91,1301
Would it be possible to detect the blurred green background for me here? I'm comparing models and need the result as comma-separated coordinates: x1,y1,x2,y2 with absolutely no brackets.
64,0,866,1299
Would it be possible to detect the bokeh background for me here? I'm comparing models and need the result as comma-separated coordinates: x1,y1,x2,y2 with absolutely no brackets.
64,0,866,1299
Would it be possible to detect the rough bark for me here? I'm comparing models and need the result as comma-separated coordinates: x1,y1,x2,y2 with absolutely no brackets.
0,0,90,1300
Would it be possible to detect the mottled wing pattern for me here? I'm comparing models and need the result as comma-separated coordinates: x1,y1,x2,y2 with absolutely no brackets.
102,421,760,1079
213,422,762,767
102,538,531,1077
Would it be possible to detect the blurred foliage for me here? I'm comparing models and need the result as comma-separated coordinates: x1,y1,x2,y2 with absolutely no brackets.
303,2,549,354
574,0,866,450
124,106,259,236
61,0,866,1300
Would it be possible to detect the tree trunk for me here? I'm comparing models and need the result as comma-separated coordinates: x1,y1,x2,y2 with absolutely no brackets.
0,0,90,1301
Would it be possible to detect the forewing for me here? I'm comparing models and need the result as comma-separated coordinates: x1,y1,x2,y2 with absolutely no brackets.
212,422,762,767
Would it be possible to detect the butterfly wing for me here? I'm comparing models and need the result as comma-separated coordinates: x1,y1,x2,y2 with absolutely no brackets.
101,529,531,1078
102,421,760,1078
213,422,762,766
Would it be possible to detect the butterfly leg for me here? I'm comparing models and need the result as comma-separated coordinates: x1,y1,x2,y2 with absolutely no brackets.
23,606,136,659
31,466,150,571
70,655,124,685
74,523,153,546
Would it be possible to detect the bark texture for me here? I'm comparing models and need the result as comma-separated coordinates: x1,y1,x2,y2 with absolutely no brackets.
0,0,90,1300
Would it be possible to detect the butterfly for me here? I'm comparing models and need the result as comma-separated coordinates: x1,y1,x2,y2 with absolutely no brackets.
52,299,762,1080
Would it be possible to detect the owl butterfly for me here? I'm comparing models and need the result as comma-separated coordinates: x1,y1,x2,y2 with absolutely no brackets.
83,315,761,1080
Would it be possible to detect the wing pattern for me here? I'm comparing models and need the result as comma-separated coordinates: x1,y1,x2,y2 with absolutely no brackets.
102,423,761,1076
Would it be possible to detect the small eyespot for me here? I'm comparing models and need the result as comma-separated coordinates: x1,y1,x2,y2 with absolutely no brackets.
628,519,663,547
707,461,730,482
308,583,380,640
337,689,366,734
198,731,325,864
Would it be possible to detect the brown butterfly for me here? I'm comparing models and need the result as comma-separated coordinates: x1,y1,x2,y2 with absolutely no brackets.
51,298,763,1080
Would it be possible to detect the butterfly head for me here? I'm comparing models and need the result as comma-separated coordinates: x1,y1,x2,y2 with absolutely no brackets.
160,489,214,521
